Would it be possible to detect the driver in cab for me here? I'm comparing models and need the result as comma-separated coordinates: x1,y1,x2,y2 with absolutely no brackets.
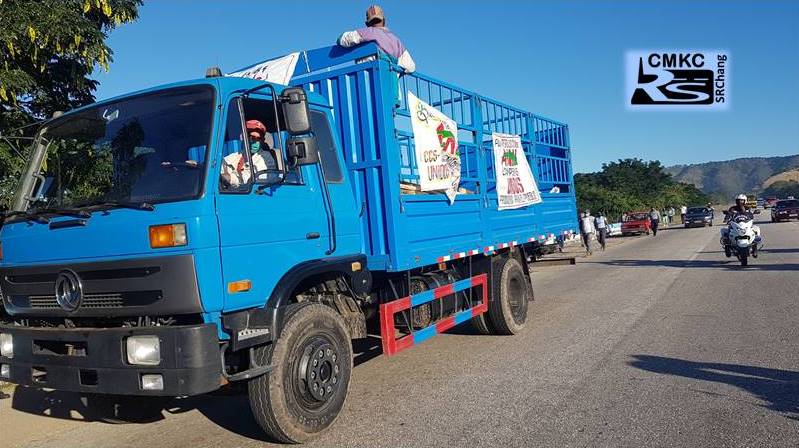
220,119,278,189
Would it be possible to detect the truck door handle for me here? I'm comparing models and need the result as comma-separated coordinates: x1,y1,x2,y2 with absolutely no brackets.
306,232,320,240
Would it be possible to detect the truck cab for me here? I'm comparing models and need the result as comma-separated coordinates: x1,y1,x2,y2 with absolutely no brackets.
0,75,361,406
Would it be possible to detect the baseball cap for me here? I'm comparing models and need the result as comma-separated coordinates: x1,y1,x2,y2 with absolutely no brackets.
366,5,385,25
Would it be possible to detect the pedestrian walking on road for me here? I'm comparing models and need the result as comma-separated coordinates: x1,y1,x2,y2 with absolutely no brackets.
580,210,596,255
667,207,675,226
595,212,608,251
649,207,661,236
680,205,687,224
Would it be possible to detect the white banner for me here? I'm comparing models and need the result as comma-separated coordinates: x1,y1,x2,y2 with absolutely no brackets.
408,92,460,203
227,52,300,86
492,132,542,210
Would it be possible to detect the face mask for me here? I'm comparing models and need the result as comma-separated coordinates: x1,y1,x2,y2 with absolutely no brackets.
250,141,261,153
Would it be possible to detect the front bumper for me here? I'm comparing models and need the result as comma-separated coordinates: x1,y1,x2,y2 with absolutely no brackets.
0,323,221,396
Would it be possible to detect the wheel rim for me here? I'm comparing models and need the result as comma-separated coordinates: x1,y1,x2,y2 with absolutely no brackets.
507,275,527,323
294,336,342,408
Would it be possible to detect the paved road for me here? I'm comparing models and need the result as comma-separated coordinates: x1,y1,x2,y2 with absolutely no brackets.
3,218,798,447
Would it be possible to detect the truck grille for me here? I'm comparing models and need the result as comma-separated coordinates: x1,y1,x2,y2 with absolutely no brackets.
12,291,162,310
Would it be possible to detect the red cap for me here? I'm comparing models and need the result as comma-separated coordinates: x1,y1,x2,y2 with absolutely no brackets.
246,120,266,137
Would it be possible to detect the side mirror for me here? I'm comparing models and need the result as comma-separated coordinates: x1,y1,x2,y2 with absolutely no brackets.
281,87,311,135
286,135,319,166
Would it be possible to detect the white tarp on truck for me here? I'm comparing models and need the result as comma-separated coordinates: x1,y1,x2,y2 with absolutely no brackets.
227,52,301,85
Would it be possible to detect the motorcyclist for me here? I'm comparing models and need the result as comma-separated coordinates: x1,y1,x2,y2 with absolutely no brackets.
721,194,755,244
726,194,753,221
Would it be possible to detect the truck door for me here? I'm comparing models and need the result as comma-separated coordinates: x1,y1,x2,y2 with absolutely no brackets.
215,95,329,312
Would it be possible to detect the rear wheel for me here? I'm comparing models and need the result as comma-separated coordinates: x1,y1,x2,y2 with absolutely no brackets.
477,256,531,335
249,303,352,443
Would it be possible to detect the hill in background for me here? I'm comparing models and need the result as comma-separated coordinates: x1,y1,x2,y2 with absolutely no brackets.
665,155,799,198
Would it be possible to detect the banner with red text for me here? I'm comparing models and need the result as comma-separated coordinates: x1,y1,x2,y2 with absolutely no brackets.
492,132,541,210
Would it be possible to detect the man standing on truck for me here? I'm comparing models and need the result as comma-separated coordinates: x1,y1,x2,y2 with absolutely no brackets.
337,5,416,73
220,119,277,188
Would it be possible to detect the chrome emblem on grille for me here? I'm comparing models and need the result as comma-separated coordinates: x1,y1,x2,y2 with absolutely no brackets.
55,269,83,312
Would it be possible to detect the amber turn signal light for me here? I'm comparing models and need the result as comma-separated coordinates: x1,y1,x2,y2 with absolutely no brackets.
149,224,187,248
227,280,252,294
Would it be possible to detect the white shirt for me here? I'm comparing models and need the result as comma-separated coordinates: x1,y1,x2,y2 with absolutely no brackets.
681,206,687,214
220,152,268,188
595,215,608,229
581,215,596,234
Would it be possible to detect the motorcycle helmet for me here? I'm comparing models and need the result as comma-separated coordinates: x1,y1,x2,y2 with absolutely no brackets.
735,193,747,207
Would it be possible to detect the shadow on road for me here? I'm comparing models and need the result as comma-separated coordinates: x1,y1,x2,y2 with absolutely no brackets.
592,258,799,271
628,355,799,420
8,335,387,442
760,247,799,254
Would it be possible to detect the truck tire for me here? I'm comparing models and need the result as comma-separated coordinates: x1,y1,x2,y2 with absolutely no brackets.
472,312,495,335
248,303,352,443
479,256,531,335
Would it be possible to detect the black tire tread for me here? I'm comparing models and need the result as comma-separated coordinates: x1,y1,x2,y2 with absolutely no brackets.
249,303,351,444
484,256,530,335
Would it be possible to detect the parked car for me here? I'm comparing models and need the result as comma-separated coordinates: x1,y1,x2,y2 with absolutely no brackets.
771,199,799,222
684,206,714,227
621,211,651,236
765,197,778,208
607,222,622,237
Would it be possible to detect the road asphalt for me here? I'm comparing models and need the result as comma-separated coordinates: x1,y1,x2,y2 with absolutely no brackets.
2,217,798,448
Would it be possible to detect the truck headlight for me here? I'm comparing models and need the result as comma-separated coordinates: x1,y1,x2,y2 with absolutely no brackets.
0,333,12,358
126,335,161,366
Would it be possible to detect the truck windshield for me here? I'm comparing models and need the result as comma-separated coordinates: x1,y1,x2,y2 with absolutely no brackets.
13,86,214,214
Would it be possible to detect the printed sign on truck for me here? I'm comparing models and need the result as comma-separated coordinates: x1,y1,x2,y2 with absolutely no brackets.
408,91,461,203
492,132,541,210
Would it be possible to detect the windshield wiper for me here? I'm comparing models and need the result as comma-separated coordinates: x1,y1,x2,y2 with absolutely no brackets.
75,200,155,212
1,210,50,224
29,207,92,219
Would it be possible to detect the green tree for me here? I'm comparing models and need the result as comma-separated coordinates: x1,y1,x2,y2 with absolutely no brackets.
0,0,142,210
576,158,711,221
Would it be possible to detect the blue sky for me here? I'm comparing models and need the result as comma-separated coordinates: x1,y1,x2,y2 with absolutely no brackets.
93,0,799,173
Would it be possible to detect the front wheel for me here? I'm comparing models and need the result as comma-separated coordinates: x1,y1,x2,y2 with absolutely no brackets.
724,245,732,258
249,303,352,443
738,247,749,266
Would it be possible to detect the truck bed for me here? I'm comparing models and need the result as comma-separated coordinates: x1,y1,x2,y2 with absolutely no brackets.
291,44,577,271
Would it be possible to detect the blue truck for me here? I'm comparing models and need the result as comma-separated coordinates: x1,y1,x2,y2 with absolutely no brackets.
0,43,576,442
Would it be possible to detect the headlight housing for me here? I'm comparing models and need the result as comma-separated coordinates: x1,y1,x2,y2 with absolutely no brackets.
0,333,13,358
126,335,161,366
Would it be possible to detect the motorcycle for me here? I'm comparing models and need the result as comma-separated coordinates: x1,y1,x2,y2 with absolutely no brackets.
720,211,762,266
